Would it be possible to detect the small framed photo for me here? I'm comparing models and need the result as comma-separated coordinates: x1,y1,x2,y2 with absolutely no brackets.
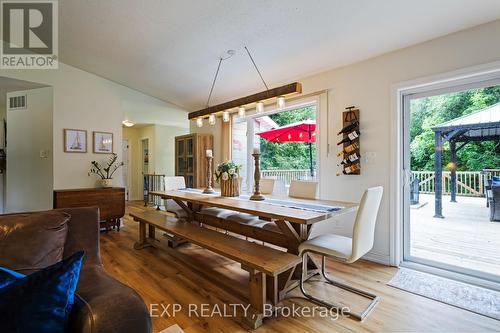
64,129,87,153
93,131,113,154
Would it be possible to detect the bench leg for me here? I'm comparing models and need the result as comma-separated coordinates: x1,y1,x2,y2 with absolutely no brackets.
134,221,152,250
243,270,266,329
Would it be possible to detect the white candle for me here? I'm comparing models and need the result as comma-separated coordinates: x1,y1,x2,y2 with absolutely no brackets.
253,147,260,154
206,149,213,157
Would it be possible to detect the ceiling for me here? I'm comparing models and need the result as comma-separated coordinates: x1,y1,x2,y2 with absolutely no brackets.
59,0,500,111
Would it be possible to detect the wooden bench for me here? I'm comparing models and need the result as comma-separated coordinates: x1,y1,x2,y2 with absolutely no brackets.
130,210,301,328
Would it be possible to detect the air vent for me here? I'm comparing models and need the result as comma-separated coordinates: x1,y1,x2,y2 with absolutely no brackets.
9,94,27,110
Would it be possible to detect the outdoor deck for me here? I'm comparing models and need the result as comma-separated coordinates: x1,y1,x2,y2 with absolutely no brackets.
410,194,500,276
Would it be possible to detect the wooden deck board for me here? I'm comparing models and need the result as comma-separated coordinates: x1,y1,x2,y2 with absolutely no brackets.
410,194,500,276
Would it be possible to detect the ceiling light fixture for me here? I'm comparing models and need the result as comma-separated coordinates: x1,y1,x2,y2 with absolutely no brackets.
238,106,246,117
122,120,135,127
256,102,264,113
277,96,286,109
196,118,203,127
208,114,216,125
190,46,302,122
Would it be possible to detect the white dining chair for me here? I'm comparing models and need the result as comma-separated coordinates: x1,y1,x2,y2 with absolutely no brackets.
260,178,275,195
164,176,188,218
298,186,383,321
289,180,318,199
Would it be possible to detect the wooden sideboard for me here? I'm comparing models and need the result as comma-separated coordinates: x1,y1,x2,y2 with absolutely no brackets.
53,187,125,231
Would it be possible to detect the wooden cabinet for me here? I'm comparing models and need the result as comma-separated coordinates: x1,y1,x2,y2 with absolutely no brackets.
175,133,213,188
53,187,125,230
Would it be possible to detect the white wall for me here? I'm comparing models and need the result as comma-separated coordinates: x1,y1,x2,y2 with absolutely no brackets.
6,87,53,212
190,19,500,264
0,63,189,191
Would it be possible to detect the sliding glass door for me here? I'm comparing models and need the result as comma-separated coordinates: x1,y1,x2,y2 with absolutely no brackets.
402,75,500,283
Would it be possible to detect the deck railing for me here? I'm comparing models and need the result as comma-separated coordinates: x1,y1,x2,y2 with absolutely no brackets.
261,169,316,188
260,169,500,197
412,169,500,197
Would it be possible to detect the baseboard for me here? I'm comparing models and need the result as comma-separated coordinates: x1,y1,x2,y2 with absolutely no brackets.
362,252,391,266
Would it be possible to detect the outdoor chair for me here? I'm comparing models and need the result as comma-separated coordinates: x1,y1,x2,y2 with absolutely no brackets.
489,185,500,222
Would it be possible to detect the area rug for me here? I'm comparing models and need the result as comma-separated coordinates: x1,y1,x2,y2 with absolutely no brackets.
388,268,500,320
158,324,185,333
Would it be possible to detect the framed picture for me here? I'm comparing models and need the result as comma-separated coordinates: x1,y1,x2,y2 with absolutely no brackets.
93,131,113,154
64,129,87,153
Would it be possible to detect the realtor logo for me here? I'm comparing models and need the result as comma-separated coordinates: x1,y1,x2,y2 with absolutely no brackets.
1,0,58,69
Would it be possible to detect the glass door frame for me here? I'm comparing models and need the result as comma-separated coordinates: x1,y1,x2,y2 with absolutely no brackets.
400,73,500,287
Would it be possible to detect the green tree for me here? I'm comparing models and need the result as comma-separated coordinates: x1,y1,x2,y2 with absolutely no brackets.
410,86,500,171
260,106,316,170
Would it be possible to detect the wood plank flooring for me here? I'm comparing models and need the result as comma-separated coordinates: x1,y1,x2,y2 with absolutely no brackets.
99,201,500,333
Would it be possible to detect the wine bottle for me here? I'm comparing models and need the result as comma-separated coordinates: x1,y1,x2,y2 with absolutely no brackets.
337,121,359,135
340,152,360,165
336,142,359,156
343,162,360,174
336,130,360,145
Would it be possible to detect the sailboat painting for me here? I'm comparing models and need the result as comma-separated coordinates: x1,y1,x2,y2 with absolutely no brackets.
93,131,113,154
64,129,87,153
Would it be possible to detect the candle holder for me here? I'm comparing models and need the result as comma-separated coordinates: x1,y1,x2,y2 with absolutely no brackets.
203,156,215,194
250,153,265,201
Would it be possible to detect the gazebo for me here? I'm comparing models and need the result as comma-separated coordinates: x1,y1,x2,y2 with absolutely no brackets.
431,102,500,218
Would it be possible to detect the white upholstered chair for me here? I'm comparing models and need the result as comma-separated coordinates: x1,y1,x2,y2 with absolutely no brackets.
259,178,275,195
164,176,188,218
298,186,383,321
288,180,318,199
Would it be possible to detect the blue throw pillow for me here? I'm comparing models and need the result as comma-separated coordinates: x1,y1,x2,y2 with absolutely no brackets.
492,176,500,186
0,266,25,289
0,251,84,333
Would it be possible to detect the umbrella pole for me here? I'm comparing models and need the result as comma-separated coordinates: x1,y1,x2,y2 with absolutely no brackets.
309,141,314,178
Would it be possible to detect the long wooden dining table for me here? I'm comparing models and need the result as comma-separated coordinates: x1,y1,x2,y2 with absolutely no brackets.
150,189,358,301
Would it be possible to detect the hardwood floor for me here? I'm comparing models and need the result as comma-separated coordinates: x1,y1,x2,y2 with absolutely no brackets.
100,201,500,333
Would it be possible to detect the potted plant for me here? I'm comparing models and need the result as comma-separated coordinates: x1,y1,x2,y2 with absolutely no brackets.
215,161,241,197
88,153,124,188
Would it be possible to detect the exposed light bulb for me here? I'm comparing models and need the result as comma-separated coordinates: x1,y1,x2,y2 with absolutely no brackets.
208,114,216,125
238,106,246,117
196,118,203,127
256,102,264,113
222,111,230,122
122,120,135,127
277,97,285,109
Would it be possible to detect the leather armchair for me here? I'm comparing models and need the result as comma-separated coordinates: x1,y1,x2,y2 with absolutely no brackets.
0,207,152,333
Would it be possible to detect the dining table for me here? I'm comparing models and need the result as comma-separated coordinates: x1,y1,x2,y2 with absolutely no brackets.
150,188,358,301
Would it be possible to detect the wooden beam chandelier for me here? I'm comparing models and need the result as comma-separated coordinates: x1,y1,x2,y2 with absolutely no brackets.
189,47,302,126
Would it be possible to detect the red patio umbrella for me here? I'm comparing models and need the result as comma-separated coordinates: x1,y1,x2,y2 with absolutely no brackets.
256,119,316,176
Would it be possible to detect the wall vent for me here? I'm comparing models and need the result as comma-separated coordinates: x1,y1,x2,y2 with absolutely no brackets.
8,94,27,110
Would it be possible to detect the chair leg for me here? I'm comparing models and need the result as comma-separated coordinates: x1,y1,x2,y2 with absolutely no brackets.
299,252,380,321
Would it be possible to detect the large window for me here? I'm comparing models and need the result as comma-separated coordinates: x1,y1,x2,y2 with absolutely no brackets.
232,103,317,194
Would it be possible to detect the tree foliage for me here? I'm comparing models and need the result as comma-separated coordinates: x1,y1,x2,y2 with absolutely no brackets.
260,106,316,170
410,86,500,171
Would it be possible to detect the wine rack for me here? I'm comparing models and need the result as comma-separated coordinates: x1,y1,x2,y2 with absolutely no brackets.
337,106,360,175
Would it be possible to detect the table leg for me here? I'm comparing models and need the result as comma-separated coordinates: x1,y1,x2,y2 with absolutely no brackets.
134,221,152,250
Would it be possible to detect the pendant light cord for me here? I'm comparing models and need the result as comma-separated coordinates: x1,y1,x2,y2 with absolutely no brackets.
244,46,269,91
205,57,224,108
205,47,268,110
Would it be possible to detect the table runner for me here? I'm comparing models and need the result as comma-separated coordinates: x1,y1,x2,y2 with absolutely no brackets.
177,188,342,213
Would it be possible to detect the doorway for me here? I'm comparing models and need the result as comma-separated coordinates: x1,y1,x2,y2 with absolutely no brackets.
402,75,500,284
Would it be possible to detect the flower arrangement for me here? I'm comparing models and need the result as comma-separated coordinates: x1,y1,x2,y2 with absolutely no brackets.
88,153,124,187
215,161,241,197
214,161,241,182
